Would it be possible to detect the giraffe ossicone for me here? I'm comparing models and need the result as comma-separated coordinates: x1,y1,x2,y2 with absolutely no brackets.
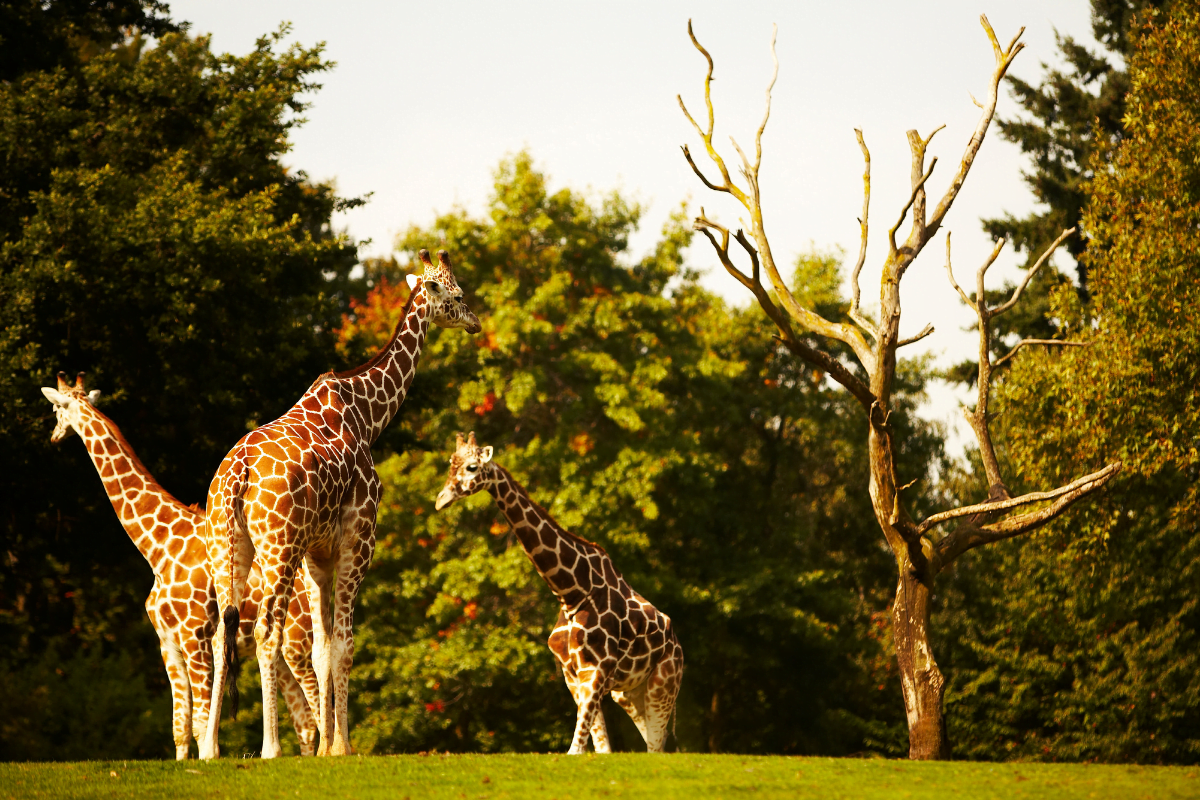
41,372,320,759
200,248,480,760
435,432,685,754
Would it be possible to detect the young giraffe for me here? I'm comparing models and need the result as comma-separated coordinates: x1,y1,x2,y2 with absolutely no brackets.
40,372,321,758
201,249,481,760
434,433,684,754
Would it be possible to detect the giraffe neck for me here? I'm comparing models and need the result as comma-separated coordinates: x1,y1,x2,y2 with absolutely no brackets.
331,286,431,445
72,405,195,576
486,465,604,605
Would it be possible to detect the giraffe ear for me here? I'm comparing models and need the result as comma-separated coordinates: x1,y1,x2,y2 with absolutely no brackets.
41,387,70,407
480,446,493,463
87,389,101,404
406,273,420,290
423,279,444,297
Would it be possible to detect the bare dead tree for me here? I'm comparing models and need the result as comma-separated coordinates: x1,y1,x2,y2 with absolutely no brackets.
678,16,1120,759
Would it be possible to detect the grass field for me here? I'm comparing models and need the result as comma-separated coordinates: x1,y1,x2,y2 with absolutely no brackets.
3,754,1198,800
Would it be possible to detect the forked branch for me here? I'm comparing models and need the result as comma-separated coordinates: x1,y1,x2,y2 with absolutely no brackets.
680,19,876,377
933,462,1121,566
927,226,1120,569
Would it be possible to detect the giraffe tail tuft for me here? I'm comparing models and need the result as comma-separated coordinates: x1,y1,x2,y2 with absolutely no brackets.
222,605,240,718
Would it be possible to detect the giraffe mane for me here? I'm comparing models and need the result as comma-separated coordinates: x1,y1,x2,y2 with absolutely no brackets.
331,278,420,380
494,465,608,555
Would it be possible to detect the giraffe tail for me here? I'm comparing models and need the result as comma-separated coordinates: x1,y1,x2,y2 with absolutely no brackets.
222,605,240,718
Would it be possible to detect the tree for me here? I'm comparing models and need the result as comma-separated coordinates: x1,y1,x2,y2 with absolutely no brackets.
0,26,359,759
676,18,1119,758
341,154,944,754
937,4,1200,763
0,0,177,81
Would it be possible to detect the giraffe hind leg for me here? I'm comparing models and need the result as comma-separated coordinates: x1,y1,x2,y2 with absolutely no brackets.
641,644,684,753
278,654,317,756
611,684,649,749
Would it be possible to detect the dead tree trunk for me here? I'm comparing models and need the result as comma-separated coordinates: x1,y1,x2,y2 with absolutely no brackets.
677,15,1120,759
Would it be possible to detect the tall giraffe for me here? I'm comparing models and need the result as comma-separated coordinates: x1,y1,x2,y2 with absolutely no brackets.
40,372,321,758
434,433,684,754
200,249,481,760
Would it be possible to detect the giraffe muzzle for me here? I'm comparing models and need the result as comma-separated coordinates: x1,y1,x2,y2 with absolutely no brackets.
434,486,455,511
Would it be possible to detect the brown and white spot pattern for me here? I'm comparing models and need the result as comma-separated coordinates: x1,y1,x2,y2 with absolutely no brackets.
434,433,684,754
200,250,480,760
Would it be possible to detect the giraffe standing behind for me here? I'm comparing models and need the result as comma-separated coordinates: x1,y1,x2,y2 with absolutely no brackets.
41,372,320,758
200,249,481,760
434,433,684,754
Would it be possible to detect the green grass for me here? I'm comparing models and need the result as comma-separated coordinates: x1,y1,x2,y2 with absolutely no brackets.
3,754,1198,800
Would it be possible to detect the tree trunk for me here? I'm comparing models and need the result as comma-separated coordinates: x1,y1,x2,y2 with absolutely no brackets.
891,566,948,759
708,688,722,753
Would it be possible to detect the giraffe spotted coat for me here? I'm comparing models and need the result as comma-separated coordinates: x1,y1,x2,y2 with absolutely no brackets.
41,372,318,759
201,250,480,759
435,433,684,754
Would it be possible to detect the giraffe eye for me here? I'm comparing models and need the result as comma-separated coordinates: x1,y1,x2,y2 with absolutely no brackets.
466,464,478,473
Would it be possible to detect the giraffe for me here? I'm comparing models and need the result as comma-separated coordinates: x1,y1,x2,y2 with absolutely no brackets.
200,249,481,760
434,433,685,754
40,372,321,758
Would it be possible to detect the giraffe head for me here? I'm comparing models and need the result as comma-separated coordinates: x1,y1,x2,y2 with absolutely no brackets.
41,372,102,443
406,249,482,334
434,432,496,511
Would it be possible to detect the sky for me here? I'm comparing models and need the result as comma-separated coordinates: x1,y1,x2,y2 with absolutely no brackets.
168,0,1098,458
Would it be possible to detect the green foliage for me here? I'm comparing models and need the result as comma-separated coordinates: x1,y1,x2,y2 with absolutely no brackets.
0,26,359,759
345,154,943,755
939,5,1200,763
0,0,177,81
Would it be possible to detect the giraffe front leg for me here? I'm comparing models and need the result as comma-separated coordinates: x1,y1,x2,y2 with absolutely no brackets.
589,708,612,754
182,617,214,750
156,624,193,760
327,530,374,756
567,665,612,755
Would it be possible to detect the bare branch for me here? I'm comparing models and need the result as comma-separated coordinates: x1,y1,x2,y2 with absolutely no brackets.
679,20,747,205
926,15,1025,236
918,463,1121,535
679,19,877,376
681,144,727,194
754,24,780,171
944,233,971,306
773,336,876,411
898,323,935,348
933,462,1121,566
994,338,1090,367
975,237,1007,309
694,211,754,291
849,129,877,338
888,156,938,256
992,227,1076,317
733,228,761,284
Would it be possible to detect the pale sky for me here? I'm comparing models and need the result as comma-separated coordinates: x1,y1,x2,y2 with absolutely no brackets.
168,1,1097,459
